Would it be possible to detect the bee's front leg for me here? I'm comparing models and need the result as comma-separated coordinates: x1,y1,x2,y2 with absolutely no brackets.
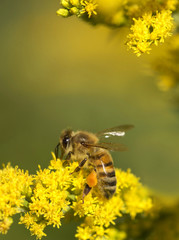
65,151,73,160
54,143,60,159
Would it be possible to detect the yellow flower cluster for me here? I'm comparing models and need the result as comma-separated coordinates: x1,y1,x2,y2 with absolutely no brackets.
0,153,152,239
19,154,77,239
0,163,33,234
127,10,174,56
57,0,179,56
56,0,97,18
74,168,152,240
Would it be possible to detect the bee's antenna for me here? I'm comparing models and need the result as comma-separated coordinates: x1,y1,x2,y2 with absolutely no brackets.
55,143,60,159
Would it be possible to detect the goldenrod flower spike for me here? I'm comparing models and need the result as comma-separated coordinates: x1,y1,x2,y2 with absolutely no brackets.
127,10,174,56
0,153,153,239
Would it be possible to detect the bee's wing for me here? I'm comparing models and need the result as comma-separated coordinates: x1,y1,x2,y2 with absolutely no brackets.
81,142,128,152
82,125,134,151
96,125,134,138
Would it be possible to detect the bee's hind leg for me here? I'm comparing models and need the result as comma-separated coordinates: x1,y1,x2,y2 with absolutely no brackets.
82,170,97,203
82,183,92,203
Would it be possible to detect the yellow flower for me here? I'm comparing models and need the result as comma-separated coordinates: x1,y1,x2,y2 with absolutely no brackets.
71,170,86,193
19,153,85,239
19,213,47,239
19,158,74,238
107,228,127,240
124,187,153,219
76,224,109,240
70,0,80,6
19,212,35,229
75,224,93,240
72,166,152,239
116,168,140,189
0,163,33,234
81,0,98,18
29,222,47,239
127,10,174,56
56,0,98,18
165,0,179,11
72,194,99,217
0,217,13,234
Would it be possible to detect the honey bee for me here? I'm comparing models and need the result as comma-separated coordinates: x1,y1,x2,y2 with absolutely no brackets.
55,125,134,199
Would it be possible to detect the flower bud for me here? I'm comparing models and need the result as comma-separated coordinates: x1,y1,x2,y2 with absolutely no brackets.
56,8,69,17
70,0,80,7
70,7,79,15
61,0,70,8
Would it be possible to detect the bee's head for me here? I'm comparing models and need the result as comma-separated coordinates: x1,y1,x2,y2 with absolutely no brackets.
60,129,72,150
55,129,73,159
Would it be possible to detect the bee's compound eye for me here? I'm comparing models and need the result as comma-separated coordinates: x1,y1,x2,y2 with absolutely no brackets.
62,135,70,149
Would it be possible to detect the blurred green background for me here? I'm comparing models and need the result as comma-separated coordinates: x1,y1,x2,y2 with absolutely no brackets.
1,0,179,239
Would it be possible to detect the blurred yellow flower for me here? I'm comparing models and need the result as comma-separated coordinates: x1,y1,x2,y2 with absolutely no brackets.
0,217,13,234
157,75,176,91
117,196,179,240
165,0,179,10
107,228,127,240
152,33,179,92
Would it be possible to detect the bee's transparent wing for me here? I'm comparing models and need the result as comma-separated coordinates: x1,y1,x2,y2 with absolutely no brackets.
81,125,134,151
96,125,134,138
81,142,128,152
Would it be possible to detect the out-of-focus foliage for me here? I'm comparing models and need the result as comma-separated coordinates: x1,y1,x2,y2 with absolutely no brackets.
152,33,179,96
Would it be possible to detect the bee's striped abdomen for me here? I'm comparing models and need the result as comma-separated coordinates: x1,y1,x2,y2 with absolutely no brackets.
93,152,117,199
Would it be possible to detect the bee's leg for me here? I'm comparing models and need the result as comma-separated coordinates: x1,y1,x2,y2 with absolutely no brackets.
62,151,74,167
82,183,92,202
65,151,73,160
55,143,60,159
70,158,87,174
86,170,97,188
82,170,97,202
